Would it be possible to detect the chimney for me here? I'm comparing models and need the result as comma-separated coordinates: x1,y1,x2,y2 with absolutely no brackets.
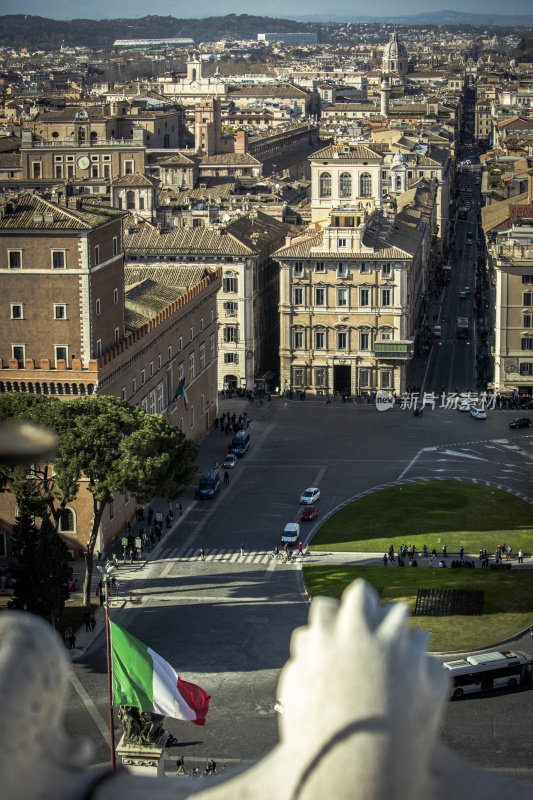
285,234,293,246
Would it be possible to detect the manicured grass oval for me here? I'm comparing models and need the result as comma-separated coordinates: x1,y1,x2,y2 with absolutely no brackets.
309,481,533,556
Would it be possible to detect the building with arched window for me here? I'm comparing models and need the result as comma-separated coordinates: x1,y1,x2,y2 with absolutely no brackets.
319,172,332,197
112,173,158,221
360,173,372,198
339,172,352,198
382,31,409,77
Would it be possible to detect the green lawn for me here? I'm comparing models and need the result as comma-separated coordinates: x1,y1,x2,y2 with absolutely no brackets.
303,565,533,652
309,481,533,555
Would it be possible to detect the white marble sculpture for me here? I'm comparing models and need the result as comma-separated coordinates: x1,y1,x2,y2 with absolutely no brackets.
0,580,531,800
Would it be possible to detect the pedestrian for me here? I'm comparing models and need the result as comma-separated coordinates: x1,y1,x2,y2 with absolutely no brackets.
68,631,76,650
111,575,117,589
240,543,245,556
178,503,183,516
518,549,524,564
200,547,205,561
176,756,185,775
383,553,388,566
442,544,447,558
165,514,171,529
224,470,229,485
298,542,303,557
84,611,91,632
459,545,464,561
90,614,96,632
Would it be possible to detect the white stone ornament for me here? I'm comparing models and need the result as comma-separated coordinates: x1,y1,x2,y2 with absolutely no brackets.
1,581,532,800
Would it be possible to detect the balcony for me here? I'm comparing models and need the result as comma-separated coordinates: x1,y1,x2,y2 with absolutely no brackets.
374,342,414,360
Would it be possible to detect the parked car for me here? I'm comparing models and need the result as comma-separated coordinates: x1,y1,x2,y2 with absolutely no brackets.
300,487,321,504
509,418,532,429
433,325,442,338
281,522,300,546
301,505,318,521
222,453,238,469
471,408,487,419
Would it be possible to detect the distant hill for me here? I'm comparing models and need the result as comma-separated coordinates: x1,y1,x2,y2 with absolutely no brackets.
294,9,533,26
0,14,318,50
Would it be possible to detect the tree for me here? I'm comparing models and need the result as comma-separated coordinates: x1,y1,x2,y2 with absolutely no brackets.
11,503,41,614
0,394,199,609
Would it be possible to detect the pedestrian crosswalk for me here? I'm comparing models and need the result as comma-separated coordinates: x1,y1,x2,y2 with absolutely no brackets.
161,546,299,565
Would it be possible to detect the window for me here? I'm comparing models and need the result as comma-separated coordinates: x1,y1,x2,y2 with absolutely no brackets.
190,326,194,341
523,313,532,328
360,332,370,350
360,288,369,306
315,287,325,306
200,318,204,332
55,345,68,365
359,368,370,387
189,354,195,382
124,160,134,175
157,383,164,412
223,301,237,316
381,371,392,389
521,337,532,351
95,298,101,315
337,238,347,248
96,339,102,357
124,488,129,503
224,326,238,343
157,354,162,369
338,263,349,277
337,332,347,349
210,334,215,362
319,172,332,197
8,250,22,269
360,263,372,273
11,304,23,319
54,304,66,320
224,353,237,363
293,287,304,305
523,292,532,307
314,331,325,349
113,288,119,304
113,327,119,345
315,367,327,387
200,395,205,416
337,288,348,306
149,360,154,377
149,390,156,415
223,276,238,293
168,346,172,360
339,172,352,198
12,345,25,366
382,263,392,277
315,262,325,273
132,377,136,394
360,172,372,197
179,336,183,351
141,369,146,385
522,275,533,284
381,289,391,306
294,330,304,349
293,368,305,387
121,386,126,400
32,162,41,179
113,236,118,256
58,508,75,533
200,345,206,371
94,245,100,266
294,262,304,276
519,362,532,376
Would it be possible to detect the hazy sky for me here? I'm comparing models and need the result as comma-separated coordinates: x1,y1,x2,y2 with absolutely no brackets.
2,0,533,19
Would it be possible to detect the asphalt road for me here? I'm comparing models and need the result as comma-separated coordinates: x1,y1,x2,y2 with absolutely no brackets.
66,398,533,776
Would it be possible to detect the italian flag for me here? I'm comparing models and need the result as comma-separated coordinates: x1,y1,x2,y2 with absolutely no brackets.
109,620,210,725
173,376,189,410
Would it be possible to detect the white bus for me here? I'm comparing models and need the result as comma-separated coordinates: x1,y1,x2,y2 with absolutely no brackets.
443,650,533,699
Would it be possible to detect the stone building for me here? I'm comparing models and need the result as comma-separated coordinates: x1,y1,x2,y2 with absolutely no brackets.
122,210,292,393
382,31,409,78
483,172,533,396
0,192,221,557
273,195,434,397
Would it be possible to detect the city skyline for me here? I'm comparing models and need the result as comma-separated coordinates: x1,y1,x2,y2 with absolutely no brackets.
1,2,533,22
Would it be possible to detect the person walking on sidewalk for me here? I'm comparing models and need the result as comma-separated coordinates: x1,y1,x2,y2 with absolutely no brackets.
240,543,245,556
200,547,206,561
90,614,96,632
176,756,186,775
84,611,91,632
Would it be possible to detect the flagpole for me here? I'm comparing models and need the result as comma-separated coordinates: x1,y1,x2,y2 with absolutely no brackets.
98,563,116,770
105,602,116,770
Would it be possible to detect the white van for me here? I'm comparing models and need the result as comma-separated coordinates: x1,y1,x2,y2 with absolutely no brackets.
433,325,442,338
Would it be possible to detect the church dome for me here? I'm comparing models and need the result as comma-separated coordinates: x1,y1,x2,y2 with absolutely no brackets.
382,31,408,76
